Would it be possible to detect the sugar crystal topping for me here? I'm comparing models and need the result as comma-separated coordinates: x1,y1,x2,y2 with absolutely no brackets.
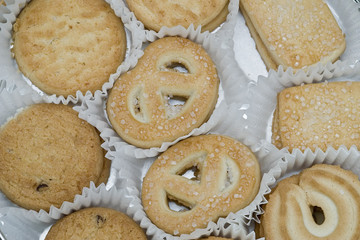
245,0,345,68
276,82,360,151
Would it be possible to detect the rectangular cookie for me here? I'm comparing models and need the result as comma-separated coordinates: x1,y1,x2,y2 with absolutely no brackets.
239,0,346,70
272,81,360,151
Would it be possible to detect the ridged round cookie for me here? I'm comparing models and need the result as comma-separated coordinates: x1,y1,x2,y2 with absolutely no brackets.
0,104,109,212
142,135,260,235
45,207,147,239
12,0,127,97
107,37,219,149
126,0,229,32
257,164,360,240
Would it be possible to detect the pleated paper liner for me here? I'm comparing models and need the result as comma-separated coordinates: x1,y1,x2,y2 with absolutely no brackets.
77,22,249,159
233,0,360,83
241,61,360,149
0,0,143,104
250,145,360,240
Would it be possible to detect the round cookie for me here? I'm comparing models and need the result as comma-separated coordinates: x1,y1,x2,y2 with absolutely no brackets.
12,0,127,97
142,135,260,235
107,36,220,149
257,164,360,240
0,103,109,212
45,207,147,239
126,0,229,32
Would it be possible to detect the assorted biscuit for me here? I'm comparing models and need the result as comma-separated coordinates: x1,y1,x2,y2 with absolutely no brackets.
0,103,110,212
45,207,147,239
142,135,260,235
272,81,360,151
107,36,219,149
0,0,360,239
239,0,346,71
256,164,360,240
125,0,229,32
12,0,127,97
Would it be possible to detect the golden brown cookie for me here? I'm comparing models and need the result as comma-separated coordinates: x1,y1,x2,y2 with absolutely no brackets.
107,37,219,149
240,0,346,70
142,135,260,235
0,103,109,212
126,0,229,32
45,207,146,239
257,164,360,240
12,0,127,97
272,81,360,151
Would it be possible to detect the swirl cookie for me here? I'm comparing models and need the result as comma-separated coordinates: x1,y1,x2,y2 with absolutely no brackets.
126,0,229,32
0,104,109,212
256,164,360,240
239,0,346,70
45,207,146,239
107,37,219,149
12,0,127,97
272,81,360,151
142,135,260,235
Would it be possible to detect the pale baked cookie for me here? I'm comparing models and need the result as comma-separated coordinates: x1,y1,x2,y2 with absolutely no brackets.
272,81,360,151
45,207,146,239
12,0,127,97
257,164,360,240
239,0,346,70
107,37,219,149
126,0,229,32
0,104,109,212
142,135,260,235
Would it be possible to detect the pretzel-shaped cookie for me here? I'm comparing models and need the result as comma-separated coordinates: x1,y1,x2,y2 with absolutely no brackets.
142,135,260,235
107,37,219,148
257,164,360,240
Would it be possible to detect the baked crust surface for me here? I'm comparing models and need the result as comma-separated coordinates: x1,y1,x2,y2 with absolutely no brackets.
257,164,360,240
142,135,260,235
240,0,346,70
0,104,107,211
272,81,360,151
107,37,219,148
12,0,127,96
126,0,229,32
45,207,146,239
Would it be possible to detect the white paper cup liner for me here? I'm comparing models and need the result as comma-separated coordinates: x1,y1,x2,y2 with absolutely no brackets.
0,86,117,228
241,61,360,150
110,101,287,239
0,0,143,104
77,22,250,159
233,0,360,82
251,145,360,240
